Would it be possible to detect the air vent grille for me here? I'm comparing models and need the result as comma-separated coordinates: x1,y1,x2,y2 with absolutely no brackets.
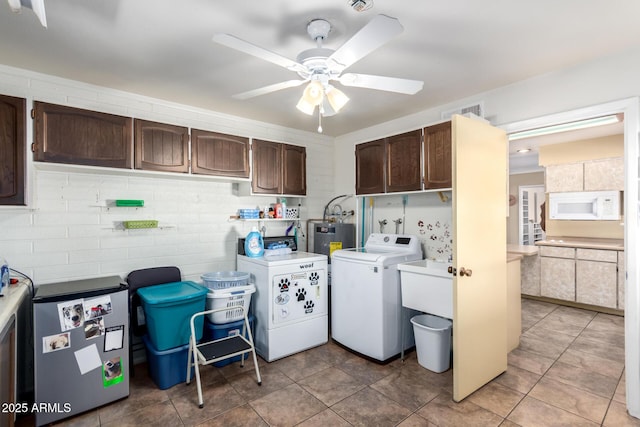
441,102,484,120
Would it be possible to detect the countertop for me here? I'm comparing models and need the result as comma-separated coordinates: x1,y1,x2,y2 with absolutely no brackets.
0,280,30,330
507,253,523,262
506,244,539,257
535,237,624,251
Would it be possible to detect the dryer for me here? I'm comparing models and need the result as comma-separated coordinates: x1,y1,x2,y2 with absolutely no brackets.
237,242,328,362
331,233,422,362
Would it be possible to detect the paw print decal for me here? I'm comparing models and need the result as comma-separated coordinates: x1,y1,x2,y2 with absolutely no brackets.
278,278,290,292
309,272,319,286
296,288,307,302
304,300,314,314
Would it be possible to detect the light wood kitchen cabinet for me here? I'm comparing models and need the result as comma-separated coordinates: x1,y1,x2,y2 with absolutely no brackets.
618,251,625,309
576,248,617,309
423,121,452,189
355,139,385,195
540,246,576,301
251,139,306,195
386,130,422,192
584,157,624,191
545,163,583,192
191,129,249,178
0,94,25,206
33,101,132,169
520,254,541,296
134,119,188,173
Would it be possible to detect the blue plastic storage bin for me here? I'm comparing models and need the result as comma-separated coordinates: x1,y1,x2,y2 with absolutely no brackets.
137,281,208,351
142,335,193,390
202,315,255,367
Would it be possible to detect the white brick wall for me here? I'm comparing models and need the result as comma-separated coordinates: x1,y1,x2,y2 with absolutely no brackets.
0,65,335,286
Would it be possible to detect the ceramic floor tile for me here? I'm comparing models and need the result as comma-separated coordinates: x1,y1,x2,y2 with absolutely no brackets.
531,315,587,337
194,404,267,427
172,382,247,427
369,369,442,411
521,324,576,348
53,410,100,427
100,400,182,427
270,349,333,382
296,408,351,427
585,312,625,333
297,366,366,406
305,340,359,366
331,387,412,427
466,381,525,418
570,335,626,363
517,334,570,360
493,364,542,395
528,376,610,423
249,383,327,426
614,372,626,404
337,354,400,385
416,391,504,427
578,327,625,349
603,401,640,426
557,348,624,379
507,348,556,375
544,361,619,399
227,364,294,401
396,413,438,426
507,396,598,426
547,305,597,327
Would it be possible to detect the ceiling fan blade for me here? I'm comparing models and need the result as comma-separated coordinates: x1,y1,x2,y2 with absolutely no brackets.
328,15,403,72
233,79,307,100
213,33,307,74
338,73,423,95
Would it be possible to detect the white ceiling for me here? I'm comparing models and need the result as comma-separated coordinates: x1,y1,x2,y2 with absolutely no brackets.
1,0,639,140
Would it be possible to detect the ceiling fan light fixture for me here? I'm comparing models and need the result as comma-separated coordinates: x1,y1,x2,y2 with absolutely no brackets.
296,80,324,115
326,85,349,113
7,0,21,12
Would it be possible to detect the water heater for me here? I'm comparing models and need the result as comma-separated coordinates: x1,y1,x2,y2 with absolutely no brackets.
313,222,356,263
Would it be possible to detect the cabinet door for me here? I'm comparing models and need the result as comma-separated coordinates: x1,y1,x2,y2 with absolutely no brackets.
0,95,25,205
386,130,422,192
576,260,617,309
545,163,583,192
252,139,282,194
584,157,624,191
191,129,249,177
33,102,132,169
134,119,188,172
282,144,306,195
423,121,452,189
540,256,575,301
618,251,625,310
355,139,385,194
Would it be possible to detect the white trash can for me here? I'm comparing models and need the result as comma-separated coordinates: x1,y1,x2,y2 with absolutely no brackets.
411,314,452,373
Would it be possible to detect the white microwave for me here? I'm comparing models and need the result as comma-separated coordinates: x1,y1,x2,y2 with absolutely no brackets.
548,191,621,221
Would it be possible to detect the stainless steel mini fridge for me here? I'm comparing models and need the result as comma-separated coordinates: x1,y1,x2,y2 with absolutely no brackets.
33,276,129,426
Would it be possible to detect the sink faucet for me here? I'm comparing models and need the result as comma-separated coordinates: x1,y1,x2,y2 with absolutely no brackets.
393,218,403,234
378,219,387,233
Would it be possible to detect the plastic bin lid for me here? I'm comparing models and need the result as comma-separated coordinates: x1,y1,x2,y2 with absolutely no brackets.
137,281,208,305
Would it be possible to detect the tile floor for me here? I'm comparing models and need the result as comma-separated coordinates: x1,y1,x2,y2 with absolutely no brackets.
20,298,640,426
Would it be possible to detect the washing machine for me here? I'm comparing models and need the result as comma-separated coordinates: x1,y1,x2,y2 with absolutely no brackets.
331,233,423,362
237,237,328,362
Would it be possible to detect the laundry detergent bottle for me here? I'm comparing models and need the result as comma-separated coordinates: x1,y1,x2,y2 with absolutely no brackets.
0,258,9,296
244,227,264,258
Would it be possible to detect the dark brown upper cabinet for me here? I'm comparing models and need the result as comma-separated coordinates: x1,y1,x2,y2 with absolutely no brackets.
355,139,385,195
0,95,26,205
33,102,132,168
191,129,249,178
386,130,422,192
423,121,452,189
251,139,306,195
134,119,188,173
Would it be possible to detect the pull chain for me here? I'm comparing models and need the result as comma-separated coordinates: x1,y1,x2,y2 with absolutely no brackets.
317,109,323,133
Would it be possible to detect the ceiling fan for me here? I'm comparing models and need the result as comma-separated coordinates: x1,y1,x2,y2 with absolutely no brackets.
7,0,47,27
213,14,423,123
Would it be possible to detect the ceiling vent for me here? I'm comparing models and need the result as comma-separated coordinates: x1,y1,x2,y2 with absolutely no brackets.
441,102,484,120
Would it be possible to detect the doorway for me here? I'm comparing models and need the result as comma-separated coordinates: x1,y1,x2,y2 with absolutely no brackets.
518,184,545,245
502,97,639,418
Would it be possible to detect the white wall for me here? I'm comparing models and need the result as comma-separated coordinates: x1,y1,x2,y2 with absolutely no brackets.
0,65,334,285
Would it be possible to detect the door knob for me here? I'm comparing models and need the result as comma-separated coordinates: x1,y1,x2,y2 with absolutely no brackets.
447,266,457,276
459,267,473,277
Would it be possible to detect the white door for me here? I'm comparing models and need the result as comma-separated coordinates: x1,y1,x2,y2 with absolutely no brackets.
451,114,508,401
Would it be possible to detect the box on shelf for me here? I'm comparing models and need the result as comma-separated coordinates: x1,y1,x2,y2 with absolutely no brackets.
238,209,260,219
206,284,256,324
201,271,250,290
142,334,193,390
137,281,208,351
202,315,255,367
